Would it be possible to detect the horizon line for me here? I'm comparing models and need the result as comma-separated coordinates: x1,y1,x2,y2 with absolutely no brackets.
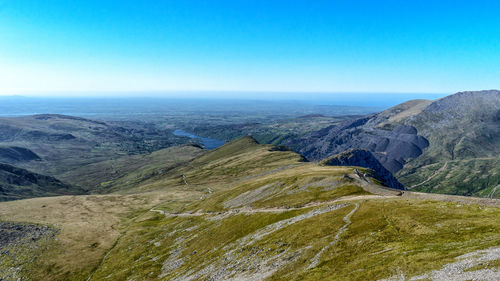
0,89,456,98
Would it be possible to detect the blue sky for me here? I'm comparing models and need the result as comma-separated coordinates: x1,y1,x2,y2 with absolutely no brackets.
0,0,499,96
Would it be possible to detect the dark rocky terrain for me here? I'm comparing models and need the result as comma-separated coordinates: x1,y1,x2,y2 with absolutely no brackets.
289,103,431,174
290,90,500,197
321,149,404,190
0,222,57,251
0,222,57,280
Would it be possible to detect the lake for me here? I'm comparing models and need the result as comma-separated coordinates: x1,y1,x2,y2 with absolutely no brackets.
173,129,225,150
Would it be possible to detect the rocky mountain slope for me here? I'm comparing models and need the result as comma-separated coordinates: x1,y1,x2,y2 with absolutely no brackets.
0,163,85,201
290,90,500,197
321,149,404,190
397,90,500,197
0,138,498,280
289,102,431,174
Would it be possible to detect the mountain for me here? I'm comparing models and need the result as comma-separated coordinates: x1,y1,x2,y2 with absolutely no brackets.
1,138,499,281
290,90,500,197
396,90,500,197
0,163,84,201
289,101,431,174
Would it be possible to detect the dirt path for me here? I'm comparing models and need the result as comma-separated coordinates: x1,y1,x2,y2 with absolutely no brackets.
351,172,500,208
149,195,387,218
401,191,500,207
409,161,448,189
308,203,360,269
488,185,499,199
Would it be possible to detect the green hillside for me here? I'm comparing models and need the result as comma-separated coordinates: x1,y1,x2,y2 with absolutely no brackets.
0,138,498,280
397,90,500,197
0,114,188,177
58,144,204,193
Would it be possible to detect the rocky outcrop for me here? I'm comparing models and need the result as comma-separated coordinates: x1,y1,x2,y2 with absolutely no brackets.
0,222,56,250
290,114,429,174
321,149,404,190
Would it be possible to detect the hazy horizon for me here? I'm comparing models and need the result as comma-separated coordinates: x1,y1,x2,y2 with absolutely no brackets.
1,1,499,95
0,92,447,108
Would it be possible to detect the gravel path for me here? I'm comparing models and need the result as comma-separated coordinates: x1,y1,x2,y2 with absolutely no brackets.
149,195,385,218
165,203,351,281
308,202,360,269
489,185,499,199
410,161,448,189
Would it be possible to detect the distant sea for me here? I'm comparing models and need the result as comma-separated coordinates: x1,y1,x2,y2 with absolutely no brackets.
0,93,447,119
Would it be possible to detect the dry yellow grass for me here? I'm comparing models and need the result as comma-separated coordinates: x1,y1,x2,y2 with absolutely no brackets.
0,190,203,280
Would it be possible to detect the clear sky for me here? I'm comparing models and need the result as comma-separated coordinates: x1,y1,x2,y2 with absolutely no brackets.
0,0,499,96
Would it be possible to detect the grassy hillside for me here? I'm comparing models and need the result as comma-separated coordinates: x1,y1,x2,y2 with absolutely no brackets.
58,144,204,193
399,158,500,198
185,115,353,146
126,137,307,194
397,91,500,197
90,198,500,281
0,138,498,280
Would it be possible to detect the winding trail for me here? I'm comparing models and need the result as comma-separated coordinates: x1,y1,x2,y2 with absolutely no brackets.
149,195,381,218
308,202,360,269
409,161,448,189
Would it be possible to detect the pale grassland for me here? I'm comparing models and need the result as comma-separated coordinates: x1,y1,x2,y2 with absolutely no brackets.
0,190,203,281
90,197,500,281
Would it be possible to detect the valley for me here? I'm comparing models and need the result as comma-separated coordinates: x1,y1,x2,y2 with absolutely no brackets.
3,1,499,280
0,91,499,280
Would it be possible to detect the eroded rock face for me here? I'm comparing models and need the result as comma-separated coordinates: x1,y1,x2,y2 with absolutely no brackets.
321,149,405,190
289,91,500,196
290,115,429,174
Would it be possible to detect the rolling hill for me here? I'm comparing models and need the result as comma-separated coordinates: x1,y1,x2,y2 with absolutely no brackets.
0,138,498,280
0,114,189,178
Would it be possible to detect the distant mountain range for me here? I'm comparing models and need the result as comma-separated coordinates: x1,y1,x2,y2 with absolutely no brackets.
0,90,498,202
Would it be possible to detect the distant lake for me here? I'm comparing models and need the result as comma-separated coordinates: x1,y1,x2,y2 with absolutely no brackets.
173,129,225,150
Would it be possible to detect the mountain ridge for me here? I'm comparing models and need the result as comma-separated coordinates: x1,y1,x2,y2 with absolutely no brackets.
289,90,500,197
